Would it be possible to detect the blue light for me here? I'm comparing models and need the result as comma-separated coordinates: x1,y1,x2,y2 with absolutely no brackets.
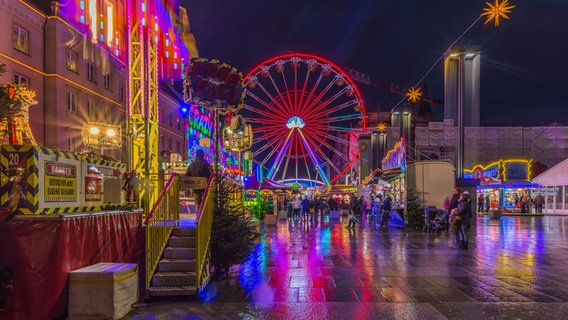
286,116,305,129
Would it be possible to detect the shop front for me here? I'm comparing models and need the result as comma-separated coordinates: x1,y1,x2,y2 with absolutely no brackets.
466,159,541,214
477,182,541,213
380,137,407,211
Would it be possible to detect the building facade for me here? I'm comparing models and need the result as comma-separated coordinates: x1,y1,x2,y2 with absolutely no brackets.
0,0,193,163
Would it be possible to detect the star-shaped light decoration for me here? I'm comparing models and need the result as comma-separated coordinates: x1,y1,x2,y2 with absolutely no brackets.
376,122,387,133
481,0,515,27
406,86,423,104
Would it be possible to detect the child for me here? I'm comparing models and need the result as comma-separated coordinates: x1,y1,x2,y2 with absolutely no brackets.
347,209,356,229
449,208,460,248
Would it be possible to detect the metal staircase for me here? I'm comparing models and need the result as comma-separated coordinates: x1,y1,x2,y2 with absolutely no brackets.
148,226,198,296
147,196,198,296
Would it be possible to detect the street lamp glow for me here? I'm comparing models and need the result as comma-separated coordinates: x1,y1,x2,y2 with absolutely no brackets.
106,129,116,137
89,127,100,135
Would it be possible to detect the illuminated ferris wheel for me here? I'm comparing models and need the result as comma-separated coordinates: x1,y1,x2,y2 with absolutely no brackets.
243,53,366,185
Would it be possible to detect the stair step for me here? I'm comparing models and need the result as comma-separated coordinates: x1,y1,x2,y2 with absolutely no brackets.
164,247,196,259
168,236,196,248
171,227,196,237
148,285,197,296
158,259,196,272
151,271,196,286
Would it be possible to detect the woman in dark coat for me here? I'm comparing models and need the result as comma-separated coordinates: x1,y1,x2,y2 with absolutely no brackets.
455,192,472,250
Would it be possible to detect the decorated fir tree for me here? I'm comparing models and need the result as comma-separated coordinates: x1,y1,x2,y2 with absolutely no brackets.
210,177,260,276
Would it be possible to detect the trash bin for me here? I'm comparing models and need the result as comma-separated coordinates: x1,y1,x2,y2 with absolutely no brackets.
68,262,138,320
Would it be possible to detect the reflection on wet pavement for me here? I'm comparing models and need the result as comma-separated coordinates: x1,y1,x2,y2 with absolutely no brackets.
128,215,568,319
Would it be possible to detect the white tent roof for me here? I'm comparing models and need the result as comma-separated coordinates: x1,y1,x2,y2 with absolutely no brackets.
532,157,568,186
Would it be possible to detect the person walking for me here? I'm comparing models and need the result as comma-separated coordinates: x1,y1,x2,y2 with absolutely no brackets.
449,187,461,213
380,194,392,230
185,149,212,208
477,193,485,213
300,195,310,221
346,209,356,229
292,196,301,220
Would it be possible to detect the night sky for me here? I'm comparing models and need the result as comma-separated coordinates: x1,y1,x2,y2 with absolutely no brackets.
183,0,568,126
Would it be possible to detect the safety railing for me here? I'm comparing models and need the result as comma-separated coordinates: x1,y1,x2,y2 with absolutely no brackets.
195,174,215,293
144,172,179,289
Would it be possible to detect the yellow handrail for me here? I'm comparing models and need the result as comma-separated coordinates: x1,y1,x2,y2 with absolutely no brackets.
144,172,179,289
195,175,215,292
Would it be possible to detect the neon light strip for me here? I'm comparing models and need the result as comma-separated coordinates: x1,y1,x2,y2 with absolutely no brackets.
267,130,294,179
303,85,350,121
244,53,367,130
297,67,312,116
298,129,330,185
248,82,291,119
277,66,294,115
300,130,343,173
303,129,350,166
296,130,312,181
330,150,359,184
266,73,293,114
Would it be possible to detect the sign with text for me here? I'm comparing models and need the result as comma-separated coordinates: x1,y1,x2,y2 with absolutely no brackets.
44,162,77,202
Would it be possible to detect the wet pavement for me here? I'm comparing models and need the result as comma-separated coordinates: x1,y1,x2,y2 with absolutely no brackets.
127,215,568,319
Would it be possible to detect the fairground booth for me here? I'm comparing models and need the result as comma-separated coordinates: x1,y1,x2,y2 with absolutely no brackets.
464,159,541,213
380,137,407,210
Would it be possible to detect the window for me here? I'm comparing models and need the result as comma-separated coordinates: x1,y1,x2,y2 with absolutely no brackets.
87,100,95,119
176,141,181,154
67,92,77,112
168,138,172,150
564,186,568,210
556,186,563,210
14,74,28,86
104,108,112,121
12,25,28,53
160,134,165,148
67,136,77,151
103,74,112,90
87,62,96,82
67,50,78,72
118,85,125,102
177,118,181,131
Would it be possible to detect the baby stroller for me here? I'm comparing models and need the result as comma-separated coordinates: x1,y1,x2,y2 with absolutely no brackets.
423,206,448,233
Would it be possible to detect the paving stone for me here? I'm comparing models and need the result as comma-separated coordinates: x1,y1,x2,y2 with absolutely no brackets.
125,216,568,319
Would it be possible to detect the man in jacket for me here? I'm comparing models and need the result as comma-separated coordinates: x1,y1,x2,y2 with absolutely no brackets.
185,149,212,208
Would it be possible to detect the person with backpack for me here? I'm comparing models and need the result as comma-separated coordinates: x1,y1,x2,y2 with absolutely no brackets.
185,149,212,208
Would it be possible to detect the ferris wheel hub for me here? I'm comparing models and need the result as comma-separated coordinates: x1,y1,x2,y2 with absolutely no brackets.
286,116,305,129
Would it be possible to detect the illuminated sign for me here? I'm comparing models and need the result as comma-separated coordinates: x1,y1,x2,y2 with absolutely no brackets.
382,137,406,172
464,159,532,182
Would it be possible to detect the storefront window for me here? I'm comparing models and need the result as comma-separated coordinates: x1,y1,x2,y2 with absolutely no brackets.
565,186,568,210
546,186,554,209
556,186,563,210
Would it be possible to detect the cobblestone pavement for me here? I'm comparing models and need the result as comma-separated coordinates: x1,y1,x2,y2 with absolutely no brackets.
127,215,568,320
